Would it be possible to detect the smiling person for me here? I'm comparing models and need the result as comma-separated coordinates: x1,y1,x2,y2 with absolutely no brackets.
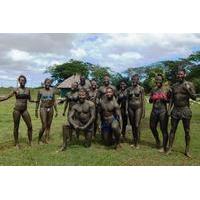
167,68,196,157
68,88,95,148
99,87,122,149
35,78,58,144
0,75,36,149
97,74,117,100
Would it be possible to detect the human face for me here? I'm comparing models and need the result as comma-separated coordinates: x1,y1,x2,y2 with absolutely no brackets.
80,76,85,85
103,76,110,86
19,77,26,88
105,88,113,99
155,76,163,88
177,70,186,82
72,82,78,91
45,79,51,89
120,82,126,90
79,91,86,103
91,81,97,90
132,76,139,86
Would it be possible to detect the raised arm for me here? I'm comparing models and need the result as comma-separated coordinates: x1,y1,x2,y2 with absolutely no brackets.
0,90,15,101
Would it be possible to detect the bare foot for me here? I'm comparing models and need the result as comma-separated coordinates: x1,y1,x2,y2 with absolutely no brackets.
166,149,172,155
158,147,164,153
15,144,20,150
185,152,192,158
135,145,140,150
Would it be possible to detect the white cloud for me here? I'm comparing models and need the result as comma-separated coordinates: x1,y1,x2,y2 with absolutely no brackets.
7,49,33,61
1,33,200,87
108,52,143,61
70,48,87,59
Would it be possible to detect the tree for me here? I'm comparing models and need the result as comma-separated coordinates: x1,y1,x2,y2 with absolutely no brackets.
46,59,90,83
90,65,111,86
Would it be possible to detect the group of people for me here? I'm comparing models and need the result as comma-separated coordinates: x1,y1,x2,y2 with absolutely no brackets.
0,68,196,157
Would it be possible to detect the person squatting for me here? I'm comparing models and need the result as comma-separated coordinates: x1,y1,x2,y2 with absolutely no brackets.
0,69,197,157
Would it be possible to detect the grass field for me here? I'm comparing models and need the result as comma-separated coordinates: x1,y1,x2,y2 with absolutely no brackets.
0,87,199,166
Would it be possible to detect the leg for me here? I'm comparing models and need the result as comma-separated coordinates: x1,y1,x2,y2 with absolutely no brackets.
182,118,191,157
159,112,169,152
93,112,98,137
121,108,127,141
167,117,180,154
128,108,136,146
60,124,71,151
134,108,143,148
150,110,160,148
13,110,21,148
101,121,112,146
38,108,47,143
22,110,33,146
45,108,54,143
111,119,121,149
84,125,93,147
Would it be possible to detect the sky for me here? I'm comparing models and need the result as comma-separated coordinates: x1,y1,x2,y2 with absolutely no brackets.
0,33,200,87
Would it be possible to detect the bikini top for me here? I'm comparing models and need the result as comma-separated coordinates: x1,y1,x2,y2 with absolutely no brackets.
15,88,30,100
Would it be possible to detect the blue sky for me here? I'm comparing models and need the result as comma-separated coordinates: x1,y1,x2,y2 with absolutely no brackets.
0,33,200,87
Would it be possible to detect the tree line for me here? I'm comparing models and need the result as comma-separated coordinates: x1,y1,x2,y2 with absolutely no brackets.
47,51,200,93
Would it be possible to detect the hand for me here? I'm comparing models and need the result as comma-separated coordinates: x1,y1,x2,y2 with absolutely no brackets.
55,112,58,118
74,124,79,130
167,109,171,117
78,126,85,131
35,110,38,118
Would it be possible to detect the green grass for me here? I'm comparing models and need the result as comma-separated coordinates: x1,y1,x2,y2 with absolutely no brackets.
0,88,200,166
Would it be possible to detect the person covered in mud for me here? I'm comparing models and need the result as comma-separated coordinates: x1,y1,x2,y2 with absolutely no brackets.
35,78,58,144
127,74,145,149
117,80,128,142
167,68,196,158
67,88,95,148
78,75,91,94
88,79,99,136
0,75,37,149
97,74,117,100
99,87,122,149
149,74,169,152
60,81,80,151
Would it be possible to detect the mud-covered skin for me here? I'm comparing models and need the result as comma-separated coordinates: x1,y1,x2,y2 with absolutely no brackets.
88,82,99,136
68,99,95,148
63,89,79,116
78,76,91,95
60,89,95,151
97,85,117,100
127,76,145,148
117,81,128,139
149,82,169,152
167,73,196,157
0,76,35,148
36,85,58,144
99,88,121,148
97,75,117,100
